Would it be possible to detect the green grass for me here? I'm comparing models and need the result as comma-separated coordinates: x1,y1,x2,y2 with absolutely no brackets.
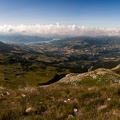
0,55,119,119
0,83,120,120
0,63,64,88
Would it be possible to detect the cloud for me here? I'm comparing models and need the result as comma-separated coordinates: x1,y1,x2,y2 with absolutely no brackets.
0,23,120,37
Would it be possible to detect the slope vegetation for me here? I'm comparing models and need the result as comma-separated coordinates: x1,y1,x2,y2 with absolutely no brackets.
0,66,120,120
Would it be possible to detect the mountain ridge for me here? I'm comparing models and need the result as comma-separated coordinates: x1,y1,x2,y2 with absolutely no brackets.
54,66,120,86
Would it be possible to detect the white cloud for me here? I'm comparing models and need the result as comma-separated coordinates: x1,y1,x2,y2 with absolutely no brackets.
0,23,120,37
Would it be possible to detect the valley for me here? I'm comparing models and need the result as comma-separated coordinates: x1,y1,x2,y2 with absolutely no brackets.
0,36,120,88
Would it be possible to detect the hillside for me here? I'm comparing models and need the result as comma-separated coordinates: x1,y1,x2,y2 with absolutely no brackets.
0,66,120,120
0,38,120,119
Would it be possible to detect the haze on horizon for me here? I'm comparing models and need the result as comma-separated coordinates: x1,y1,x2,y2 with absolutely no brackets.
0,0,120,37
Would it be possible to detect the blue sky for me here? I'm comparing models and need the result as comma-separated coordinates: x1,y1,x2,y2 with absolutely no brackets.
0,0,120,27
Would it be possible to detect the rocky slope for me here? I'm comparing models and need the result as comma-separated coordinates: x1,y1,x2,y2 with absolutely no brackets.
57,67,120,85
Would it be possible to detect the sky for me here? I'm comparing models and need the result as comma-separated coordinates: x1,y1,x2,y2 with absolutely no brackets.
0,0,120,36
0,0,120,26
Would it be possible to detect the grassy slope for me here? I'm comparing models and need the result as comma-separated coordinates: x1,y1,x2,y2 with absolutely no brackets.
0,67,120,120
0,63,69,89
